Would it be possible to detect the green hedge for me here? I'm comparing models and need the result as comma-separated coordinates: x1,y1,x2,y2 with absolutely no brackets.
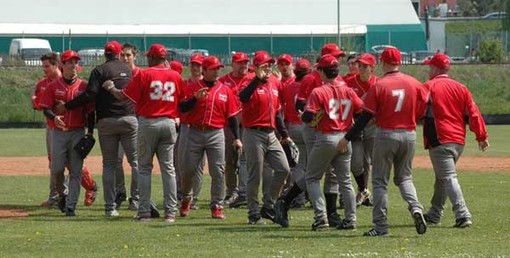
1,64,509,123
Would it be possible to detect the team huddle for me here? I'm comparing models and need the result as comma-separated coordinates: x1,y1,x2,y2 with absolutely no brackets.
31,40,490,236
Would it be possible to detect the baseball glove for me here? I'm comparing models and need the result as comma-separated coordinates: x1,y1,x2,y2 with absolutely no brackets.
74,134,95,159
309,109,325,128
282,141,299,168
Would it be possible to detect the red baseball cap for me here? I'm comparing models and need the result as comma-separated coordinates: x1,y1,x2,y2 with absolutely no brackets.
170,61,184,75
277,54,293,65
232,52,249,63
321,43,346,58
380,47,401,65
146,44,168,58
61,50,81,63
202,56,224,69
424,53,451,69
253,51,275,66
190,52,205,65
317,54,339,69
104,41,122,54
357,53,376,66
295,59,311,71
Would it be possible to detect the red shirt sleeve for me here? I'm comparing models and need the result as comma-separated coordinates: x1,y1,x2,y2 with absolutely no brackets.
465,89,488,141
297,74,314,101
39,82,55,110
363,84,378,114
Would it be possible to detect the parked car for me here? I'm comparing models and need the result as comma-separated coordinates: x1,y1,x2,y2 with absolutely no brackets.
370,45,394,54
370,45,411,64
167,48,194,64
410,51,436,64
9,38,52,66
190,49,209,57
481,12,506,20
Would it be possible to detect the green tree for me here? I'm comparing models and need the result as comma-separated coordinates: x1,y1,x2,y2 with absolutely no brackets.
458,0,503,16
479,38,505,63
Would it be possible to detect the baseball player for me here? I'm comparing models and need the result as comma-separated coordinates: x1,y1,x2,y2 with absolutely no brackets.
32,52,97,208
114,43,141,211
57,41,139,218
344,53,378,206
293,43,346,227
104,43,184,223
176,52,206,210
238,51,291,225
343,53,359,82
179,56,242,219
422,53,489,228
39,50,94,216
338,47,429,236
301,54,363,230
218,52,250,208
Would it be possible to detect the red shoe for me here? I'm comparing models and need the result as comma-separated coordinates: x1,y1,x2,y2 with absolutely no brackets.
211,207,225,219
84,184,98,206
180,199,191,217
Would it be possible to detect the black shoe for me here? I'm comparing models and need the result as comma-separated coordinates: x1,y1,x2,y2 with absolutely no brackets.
248,215,264,225
58,195,67,213
115,192,127,209
229,195,247,208
274,198,290,228
260,207,276,223
423,213,439,225
150,200,160,218
65,208,76,217
327,212,343,228
453,217,472,228
336,219,356,230
363,228,389,237
413,212,427,235
224,193,238,206
311,217,329,231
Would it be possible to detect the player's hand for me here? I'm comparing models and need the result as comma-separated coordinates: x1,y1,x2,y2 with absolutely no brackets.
54,116,66,130
55,100,66,114
102,80,115,91
233,139,243,152
478,140,490,152
194,88,209,99
255,64,270,81
337,138,349,153
281,137,292,145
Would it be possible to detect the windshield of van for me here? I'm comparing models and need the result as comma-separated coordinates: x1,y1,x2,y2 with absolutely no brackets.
22,49,52,58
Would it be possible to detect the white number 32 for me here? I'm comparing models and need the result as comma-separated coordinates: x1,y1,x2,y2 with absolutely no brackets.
150,81,176,102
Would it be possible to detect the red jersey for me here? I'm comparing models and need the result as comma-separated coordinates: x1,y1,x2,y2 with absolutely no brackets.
184,80,241,128
132,66,141,77
345,74,378,99
423,74,488,147
238,73,282,128
123,64,184,119
343,72,357,82
179,77,201,124
39,78,93,130
33,77,58,128
281,79,302,125
218,72,245,95
297,71,346,101
305,81,363,133
363,72,428,130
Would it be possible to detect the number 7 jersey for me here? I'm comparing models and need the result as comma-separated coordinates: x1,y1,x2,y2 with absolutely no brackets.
305,81,363,133
123,64,185,118
363,71,429,130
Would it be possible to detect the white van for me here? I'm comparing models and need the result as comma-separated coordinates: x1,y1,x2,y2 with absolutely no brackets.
9,38,52,66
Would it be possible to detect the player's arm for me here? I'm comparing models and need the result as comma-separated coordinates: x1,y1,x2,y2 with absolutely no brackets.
65,68,101,110
275,112,289,140
464,89,489,151
102,80,128,100
179,87,208,113
86,111,95,136
239,77,262,103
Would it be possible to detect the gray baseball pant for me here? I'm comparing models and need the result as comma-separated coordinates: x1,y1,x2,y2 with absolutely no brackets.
243,128,290,217
426,143,471,222
46,126,63,200
97,116,139,213
371,128,424,234
305,132,356,222
224,127,249,198
182,127,225,207
288,124,307,189
176,124,204,201
137,117,178,217
115,144,139,201
51,129,85,210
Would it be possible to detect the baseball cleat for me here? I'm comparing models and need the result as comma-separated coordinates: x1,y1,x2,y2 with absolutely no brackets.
454,217,472,228
413,212,427,235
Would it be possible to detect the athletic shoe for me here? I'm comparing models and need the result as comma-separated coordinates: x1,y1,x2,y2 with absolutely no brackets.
128,198,139,211
454,217,472,228
327,212,343,228
180,200,191,217
40,197,58,208
134,214,152,222
164,214,176,223
413,212,427,235
356,189,372,207
65,208,76,217
363,228,389,237
211,206,225,219
274,198,290,228
229,195,247,208
114,191,126,209
57,195,67,213
105,209,119,218
150,201,160,218
311,217,329,231
84,184,98,207
260,207,276,223
336,219,356,230
224,193,238,206
423,213,439,225
248,215,264,225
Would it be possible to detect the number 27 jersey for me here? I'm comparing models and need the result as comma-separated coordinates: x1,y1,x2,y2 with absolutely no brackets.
123,64,185,119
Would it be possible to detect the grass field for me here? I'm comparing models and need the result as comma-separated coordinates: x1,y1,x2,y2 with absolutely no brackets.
0,127,509,257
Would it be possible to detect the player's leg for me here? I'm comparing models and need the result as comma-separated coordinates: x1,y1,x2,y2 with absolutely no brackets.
50,130,70,213
191,154,205,210
136,117,157,219
176,124,189,202
243,129,267,224
66,129,85,215
204,129,226,218
332,133,356,229
223,128,238,205
119,116,139,211
114,144,127,208
155,118,178,220
180,128,206,216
